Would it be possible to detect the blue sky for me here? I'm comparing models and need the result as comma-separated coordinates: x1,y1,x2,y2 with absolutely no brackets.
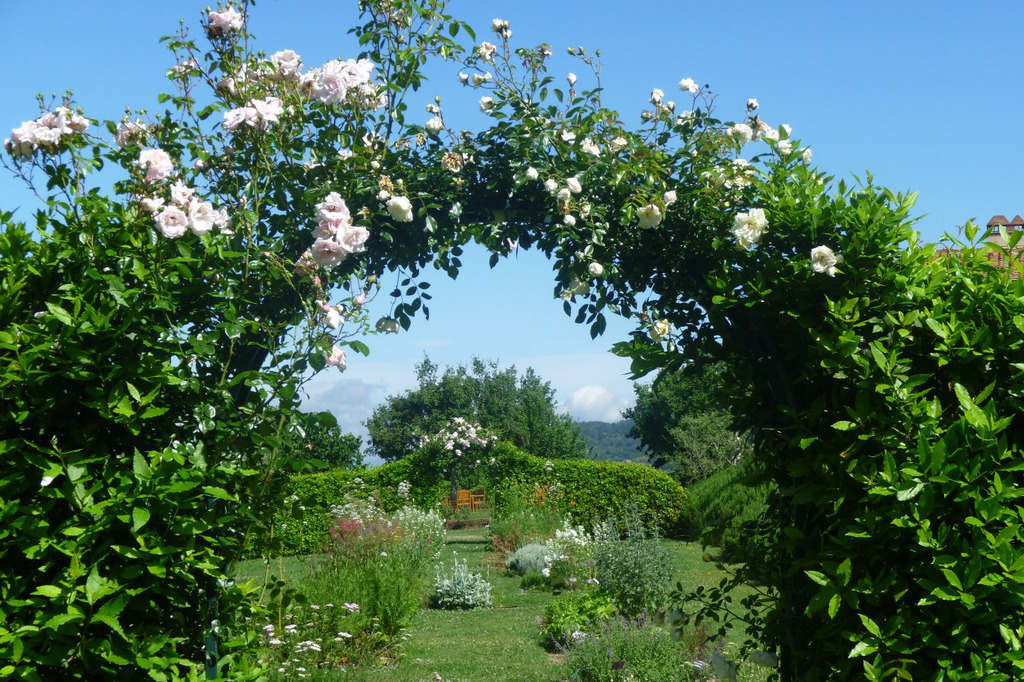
4,2,1024,449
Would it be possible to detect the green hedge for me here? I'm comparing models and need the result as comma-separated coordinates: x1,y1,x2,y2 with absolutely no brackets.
259,441,687,556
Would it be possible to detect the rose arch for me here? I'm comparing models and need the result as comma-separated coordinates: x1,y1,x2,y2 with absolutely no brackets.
3,2,1024,680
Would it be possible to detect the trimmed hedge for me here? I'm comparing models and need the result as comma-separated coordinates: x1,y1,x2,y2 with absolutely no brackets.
260,441,686,555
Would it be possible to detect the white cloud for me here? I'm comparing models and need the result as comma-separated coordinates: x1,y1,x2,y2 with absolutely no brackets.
565,384,628,422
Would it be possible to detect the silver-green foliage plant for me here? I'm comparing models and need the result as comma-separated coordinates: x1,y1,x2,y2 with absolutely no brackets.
594,509,674,618
430,555,492,610
505,542,549,575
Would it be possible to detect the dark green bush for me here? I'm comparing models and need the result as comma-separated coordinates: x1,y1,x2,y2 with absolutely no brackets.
679,458,773,564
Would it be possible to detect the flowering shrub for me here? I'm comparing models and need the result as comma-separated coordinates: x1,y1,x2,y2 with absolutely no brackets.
541,521,598,591
4,0,1021,677
430,555,493,610
391,506,447,559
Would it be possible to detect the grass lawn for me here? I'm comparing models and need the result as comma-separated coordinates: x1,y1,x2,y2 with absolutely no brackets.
235,528,767,681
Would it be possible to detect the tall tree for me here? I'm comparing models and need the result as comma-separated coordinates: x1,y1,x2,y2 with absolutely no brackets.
624,363,749,482
365,356,587,462
293,411,363,470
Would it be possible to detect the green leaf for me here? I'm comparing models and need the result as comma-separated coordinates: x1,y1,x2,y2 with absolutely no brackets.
859,614,882,637
806,570,829,586
832,420,856,431
140,406,169,419
126,382,142,403
34,585,62,598
132,507,150,532
849,641,877,658
133,451,152,480
202,486,236,501
828,592,841,619
45,302,74,325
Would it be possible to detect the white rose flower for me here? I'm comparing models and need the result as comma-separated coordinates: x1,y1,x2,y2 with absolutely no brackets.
325,307,344,330
764,128,780,142
471,72,492,87
386,196,414,222
800,147,813,163
609,135,627,152
479,96,495,113
209,6,244,31
567,72,577,86
566,177,582,194
425,116,444,134
811,245,838,276
731,208,768,250
544,178,558,193
337,224,369,254
560,129,577,143
650,88,664,104
114,119,147,148
155,206,189,239
268,49,302,81
252,97,284,128
650,319,672,342
747,98,759,111
557,187,571,204
563,214,576,226
140,196,165,215
524,167,539,181
188,201,218,235
223,106,257,132
377,189,391,201
477,42,497,63
170,181,195,208
637,203,663,229
458,72,470,84
324,346,347,372
316,192,351,223
580,138,600,156
663,190,677,206
588,262,604,277
727,123,753,146
678,77,699,94
136,148,174,183
491,18,505,32
778,139,793,154
311,238,348,268
580,202,591,218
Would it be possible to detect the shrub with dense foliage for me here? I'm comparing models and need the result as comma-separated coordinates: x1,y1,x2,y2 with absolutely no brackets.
679,458,772,565
593,508,674,617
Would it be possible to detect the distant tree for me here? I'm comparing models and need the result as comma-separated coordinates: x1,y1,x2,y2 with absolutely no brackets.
365,356,587,462
294,411,363,470
623,363,748,483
